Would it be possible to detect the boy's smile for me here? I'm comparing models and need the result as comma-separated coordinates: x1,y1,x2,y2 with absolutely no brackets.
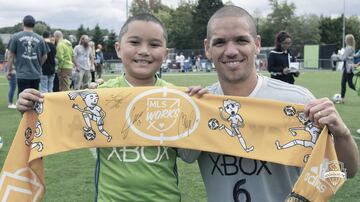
116,20,167,86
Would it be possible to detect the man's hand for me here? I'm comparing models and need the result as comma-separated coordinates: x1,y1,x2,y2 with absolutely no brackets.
304,98,348,136
304,97,359,178
186,86,208,98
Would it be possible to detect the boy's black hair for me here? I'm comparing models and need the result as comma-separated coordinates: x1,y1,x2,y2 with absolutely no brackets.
119,13,167,43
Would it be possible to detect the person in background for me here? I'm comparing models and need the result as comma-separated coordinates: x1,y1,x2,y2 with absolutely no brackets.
7,15,49,94
334,34,356,103
267,31,299,84
73,35,92,89
50,34,60,92
95,44,105,79
89,41,96,82
179,52,185,72
54,30,74,91
4,49,17,109
40,31,56,93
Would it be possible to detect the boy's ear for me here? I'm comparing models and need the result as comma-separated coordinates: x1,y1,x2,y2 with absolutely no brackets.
115,42,121,58
164,48,169,61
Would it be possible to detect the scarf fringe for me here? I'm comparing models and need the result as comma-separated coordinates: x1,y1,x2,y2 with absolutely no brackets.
286,192,311,202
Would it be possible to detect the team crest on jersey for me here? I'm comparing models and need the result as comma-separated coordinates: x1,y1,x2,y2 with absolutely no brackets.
208,99,254,153
125,87,200,143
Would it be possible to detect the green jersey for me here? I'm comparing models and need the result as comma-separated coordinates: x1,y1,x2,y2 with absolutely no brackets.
95,74,181,202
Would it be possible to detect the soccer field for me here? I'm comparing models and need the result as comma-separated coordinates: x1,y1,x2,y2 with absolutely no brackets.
0,70,359,201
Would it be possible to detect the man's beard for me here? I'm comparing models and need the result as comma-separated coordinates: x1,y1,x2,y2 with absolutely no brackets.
83,42,89,48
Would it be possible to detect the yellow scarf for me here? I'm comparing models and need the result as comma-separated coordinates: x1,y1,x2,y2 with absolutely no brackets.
0,87,346,202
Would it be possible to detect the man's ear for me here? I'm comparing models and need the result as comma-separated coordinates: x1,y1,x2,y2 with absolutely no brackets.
204,38,211,60
115,42,121,58
255,35,261,54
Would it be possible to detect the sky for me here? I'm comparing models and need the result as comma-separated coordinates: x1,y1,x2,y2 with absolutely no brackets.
0,0,359,31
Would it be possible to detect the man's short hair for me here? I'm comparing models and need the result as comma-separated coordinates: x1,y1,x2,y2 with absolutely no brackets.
118,13,167,43
207,5,257,39
23,15,36,28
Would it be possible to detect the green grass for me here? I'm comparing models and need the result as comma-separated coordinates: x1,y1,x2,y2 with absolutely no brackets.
0,70,359,201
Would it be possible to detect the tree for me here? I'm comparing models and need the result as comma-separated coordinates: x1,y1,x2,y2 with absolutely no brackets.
76,24,87,42
288,15,320,55
319,16,343,49
0,37,5,55
154,8,173,43
148,0,163,13
260,0,296,46
105,30,117,54
130,0,151,15
192,0,223,48
166,2,194,50
33,21,51,36
130,0,165,16
92,24,104,46
344,16,360,49
0,23,23,34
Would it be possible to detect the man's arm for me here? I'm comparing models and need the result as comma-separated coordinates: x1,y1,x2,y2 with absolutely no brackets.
41,54,48,66
7,52,15,73
73,47,78,70
304,98,359,178
333,128,359,178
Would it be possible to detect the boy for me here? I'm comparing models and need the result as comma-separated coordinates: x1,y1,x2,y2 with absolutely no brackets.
17,13,204,201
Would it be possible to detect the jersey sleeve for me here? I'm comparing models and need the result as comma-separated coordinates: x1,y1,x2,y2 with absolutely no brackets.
177,149,201,163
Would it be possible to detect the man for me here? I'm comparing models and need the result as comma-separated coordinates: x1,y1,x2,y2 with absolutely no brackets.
179,5,359,202
95,44,104,79
179,52,185,72
40,31,56,93
54,30,74,91
73,35,93,89
7,15,49,94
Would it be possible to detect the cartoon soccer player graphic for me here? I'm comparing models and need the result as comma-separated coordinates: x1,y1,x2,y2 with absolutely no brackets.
275,106,321,162
25,121,44,152
34,101,43,114
68,90,112,142
209,99,254,153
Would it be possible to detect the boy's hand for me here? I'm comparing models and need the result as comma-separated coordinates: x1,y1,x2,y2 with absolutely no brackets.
88,78,104,89
95,78,104,85
88,82,98,89
17,89,44,113
186,86,208,98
